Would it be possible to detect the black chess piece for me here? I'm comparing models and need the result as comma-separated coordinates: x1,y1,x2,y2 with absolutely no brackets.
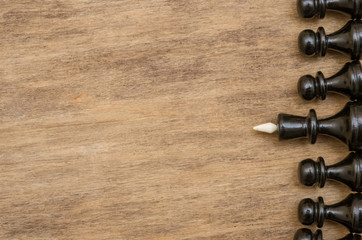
276,101,362,150
294,228,361,240
297,0,362,19
298,152,362,191
298,194,362,232
298,61,362,101
294,228,323,240
298,20,362,60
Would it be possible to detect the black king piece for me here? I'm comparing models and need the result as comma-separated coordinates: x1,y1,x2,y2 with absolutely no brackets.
294,228,361,240
298,194,362,233
298,152,362,191
298,20,362,60
253,102,362,151
298,60,362,101
297,0,362,19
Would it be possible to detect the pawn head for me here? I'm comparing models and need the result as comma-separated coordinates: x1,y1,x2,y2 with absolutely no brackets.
298,198,316,225
297,0,318,18
298,30,317,56
294,228,322,240
298,75,316,100
298,159,317,186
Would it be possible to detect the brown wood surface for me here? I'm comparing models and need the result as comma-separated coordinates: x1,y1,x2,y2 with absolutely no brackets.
0,1,358,239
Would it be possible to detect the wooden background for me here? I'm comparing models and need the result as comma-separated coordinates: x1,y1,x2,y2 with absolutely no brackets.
0,0,357,239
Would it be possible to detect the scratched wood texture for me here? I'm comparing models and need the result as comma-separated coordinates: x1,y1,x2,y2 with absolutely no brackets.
0,0,358,239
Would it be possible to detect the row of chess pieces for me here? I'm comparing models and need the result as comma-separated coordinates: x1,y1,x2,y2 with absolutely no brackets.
252,0,362,239
286,1,362,240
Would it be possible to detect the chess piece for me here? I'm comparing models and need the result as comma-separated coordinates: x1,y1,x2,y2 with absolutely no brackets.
298,152,362,191
298,20,362,60
294,228,322,240
298,61,362,101
298,194,362,232
253,102,362,151
297,0,362,19
294,228,361,240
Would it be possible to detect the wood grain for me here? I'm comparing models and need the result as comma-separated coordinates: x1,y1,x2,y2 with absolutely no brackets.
0,1,357,239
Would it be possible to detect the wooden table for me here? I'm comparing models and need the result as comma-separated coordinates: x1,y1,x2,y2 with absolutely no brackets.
0,1,355,239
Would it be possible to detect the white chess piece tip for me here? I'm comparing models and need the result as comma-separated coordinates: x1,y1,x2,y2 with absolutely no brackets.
253,122,277,134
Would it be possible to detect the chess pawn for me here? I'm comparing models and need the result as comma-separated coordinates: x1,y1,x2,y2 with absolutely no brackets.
298,20,362,60
298,61,362,101
298,194,362,232
297,0,362,19
298,152,362,191
294,228,322,240
294,228,361,240
253,102,362,151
